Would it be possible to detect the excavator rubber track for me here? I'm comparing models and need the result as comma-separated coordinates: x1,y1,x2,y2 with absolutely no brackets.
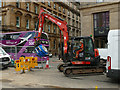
57,63,71,72
57,63,65,72
63,66,106,77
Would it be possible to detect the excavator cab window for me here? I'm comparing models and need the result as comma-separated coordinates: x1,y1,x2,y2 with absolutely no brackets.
72,39,84,60
71,37,94,61
84,38,94,60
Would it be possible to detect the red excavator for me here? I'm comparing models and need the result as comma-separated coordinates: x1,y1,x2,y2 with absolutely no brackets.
34,8,105,76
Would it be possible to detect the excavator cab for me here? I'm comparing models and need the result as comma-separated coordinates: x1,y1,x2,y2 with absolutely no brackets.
59,36,100,66
70,36,100,66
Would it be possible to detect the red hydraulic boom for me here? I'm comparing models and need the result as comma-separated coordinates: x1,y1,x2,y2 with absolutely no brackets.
35,8,69,54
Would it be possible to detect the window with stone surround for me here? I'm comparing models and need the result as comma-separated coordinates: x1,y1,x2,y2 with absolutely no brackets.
16,16,20,27
48,1,51,6
93,11,109,36
41,0,45,4
63,8,65,14
26,19,29,29
26,3,29,11
58,6,61,12
16,0,20,8
35,6,37,14
54,4,56,9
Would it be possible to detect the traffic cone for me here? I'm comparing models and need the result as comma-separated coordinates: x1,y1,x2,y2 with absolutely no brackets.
45,58,49,69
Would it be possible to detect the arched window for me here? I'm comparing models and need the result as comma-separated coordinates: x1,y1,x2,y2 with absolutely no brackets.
25,14,31,30
15,11,23,28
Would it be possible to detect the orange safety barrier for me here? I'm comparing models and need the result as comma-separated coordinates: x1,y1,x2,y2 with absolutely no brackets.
14,57,38,73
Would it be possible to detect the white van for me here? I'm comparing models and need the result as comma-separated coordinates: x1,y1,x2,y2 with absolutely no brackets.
0,47,11,69
106,30,120,79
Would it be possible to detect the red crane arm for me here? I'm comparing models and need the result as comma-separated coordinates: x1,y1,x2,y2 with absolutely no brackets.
37,8,69,54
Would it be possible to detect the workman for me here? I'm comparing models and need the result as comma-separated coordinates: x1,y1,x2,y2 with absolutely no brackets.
75,41,84,58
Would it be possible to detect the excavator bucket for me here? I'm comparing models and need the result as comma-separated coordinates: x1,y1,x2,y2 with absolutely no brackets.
35,44,48,57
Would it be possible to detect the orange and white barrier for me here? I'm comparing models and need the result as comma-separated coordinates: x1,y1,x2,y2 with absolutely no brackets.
14,57,38,73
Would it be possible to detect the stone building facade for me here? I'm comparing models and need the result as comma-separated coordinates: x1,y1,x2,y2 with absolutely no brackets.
0,1,81,55
80,2,120,48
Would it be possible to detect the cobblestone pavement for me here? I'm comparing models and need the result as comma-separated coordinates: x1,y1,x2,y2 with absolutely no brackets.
0,57,120,89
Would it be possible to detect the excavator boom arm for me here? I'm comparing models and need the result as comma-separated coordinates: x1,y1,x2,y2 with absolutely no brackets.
36,8,69,54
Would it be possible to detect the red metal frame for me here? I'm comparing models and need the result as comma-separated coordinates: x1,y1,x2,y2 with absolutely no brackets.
71,61,91,65
94,49,99,57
